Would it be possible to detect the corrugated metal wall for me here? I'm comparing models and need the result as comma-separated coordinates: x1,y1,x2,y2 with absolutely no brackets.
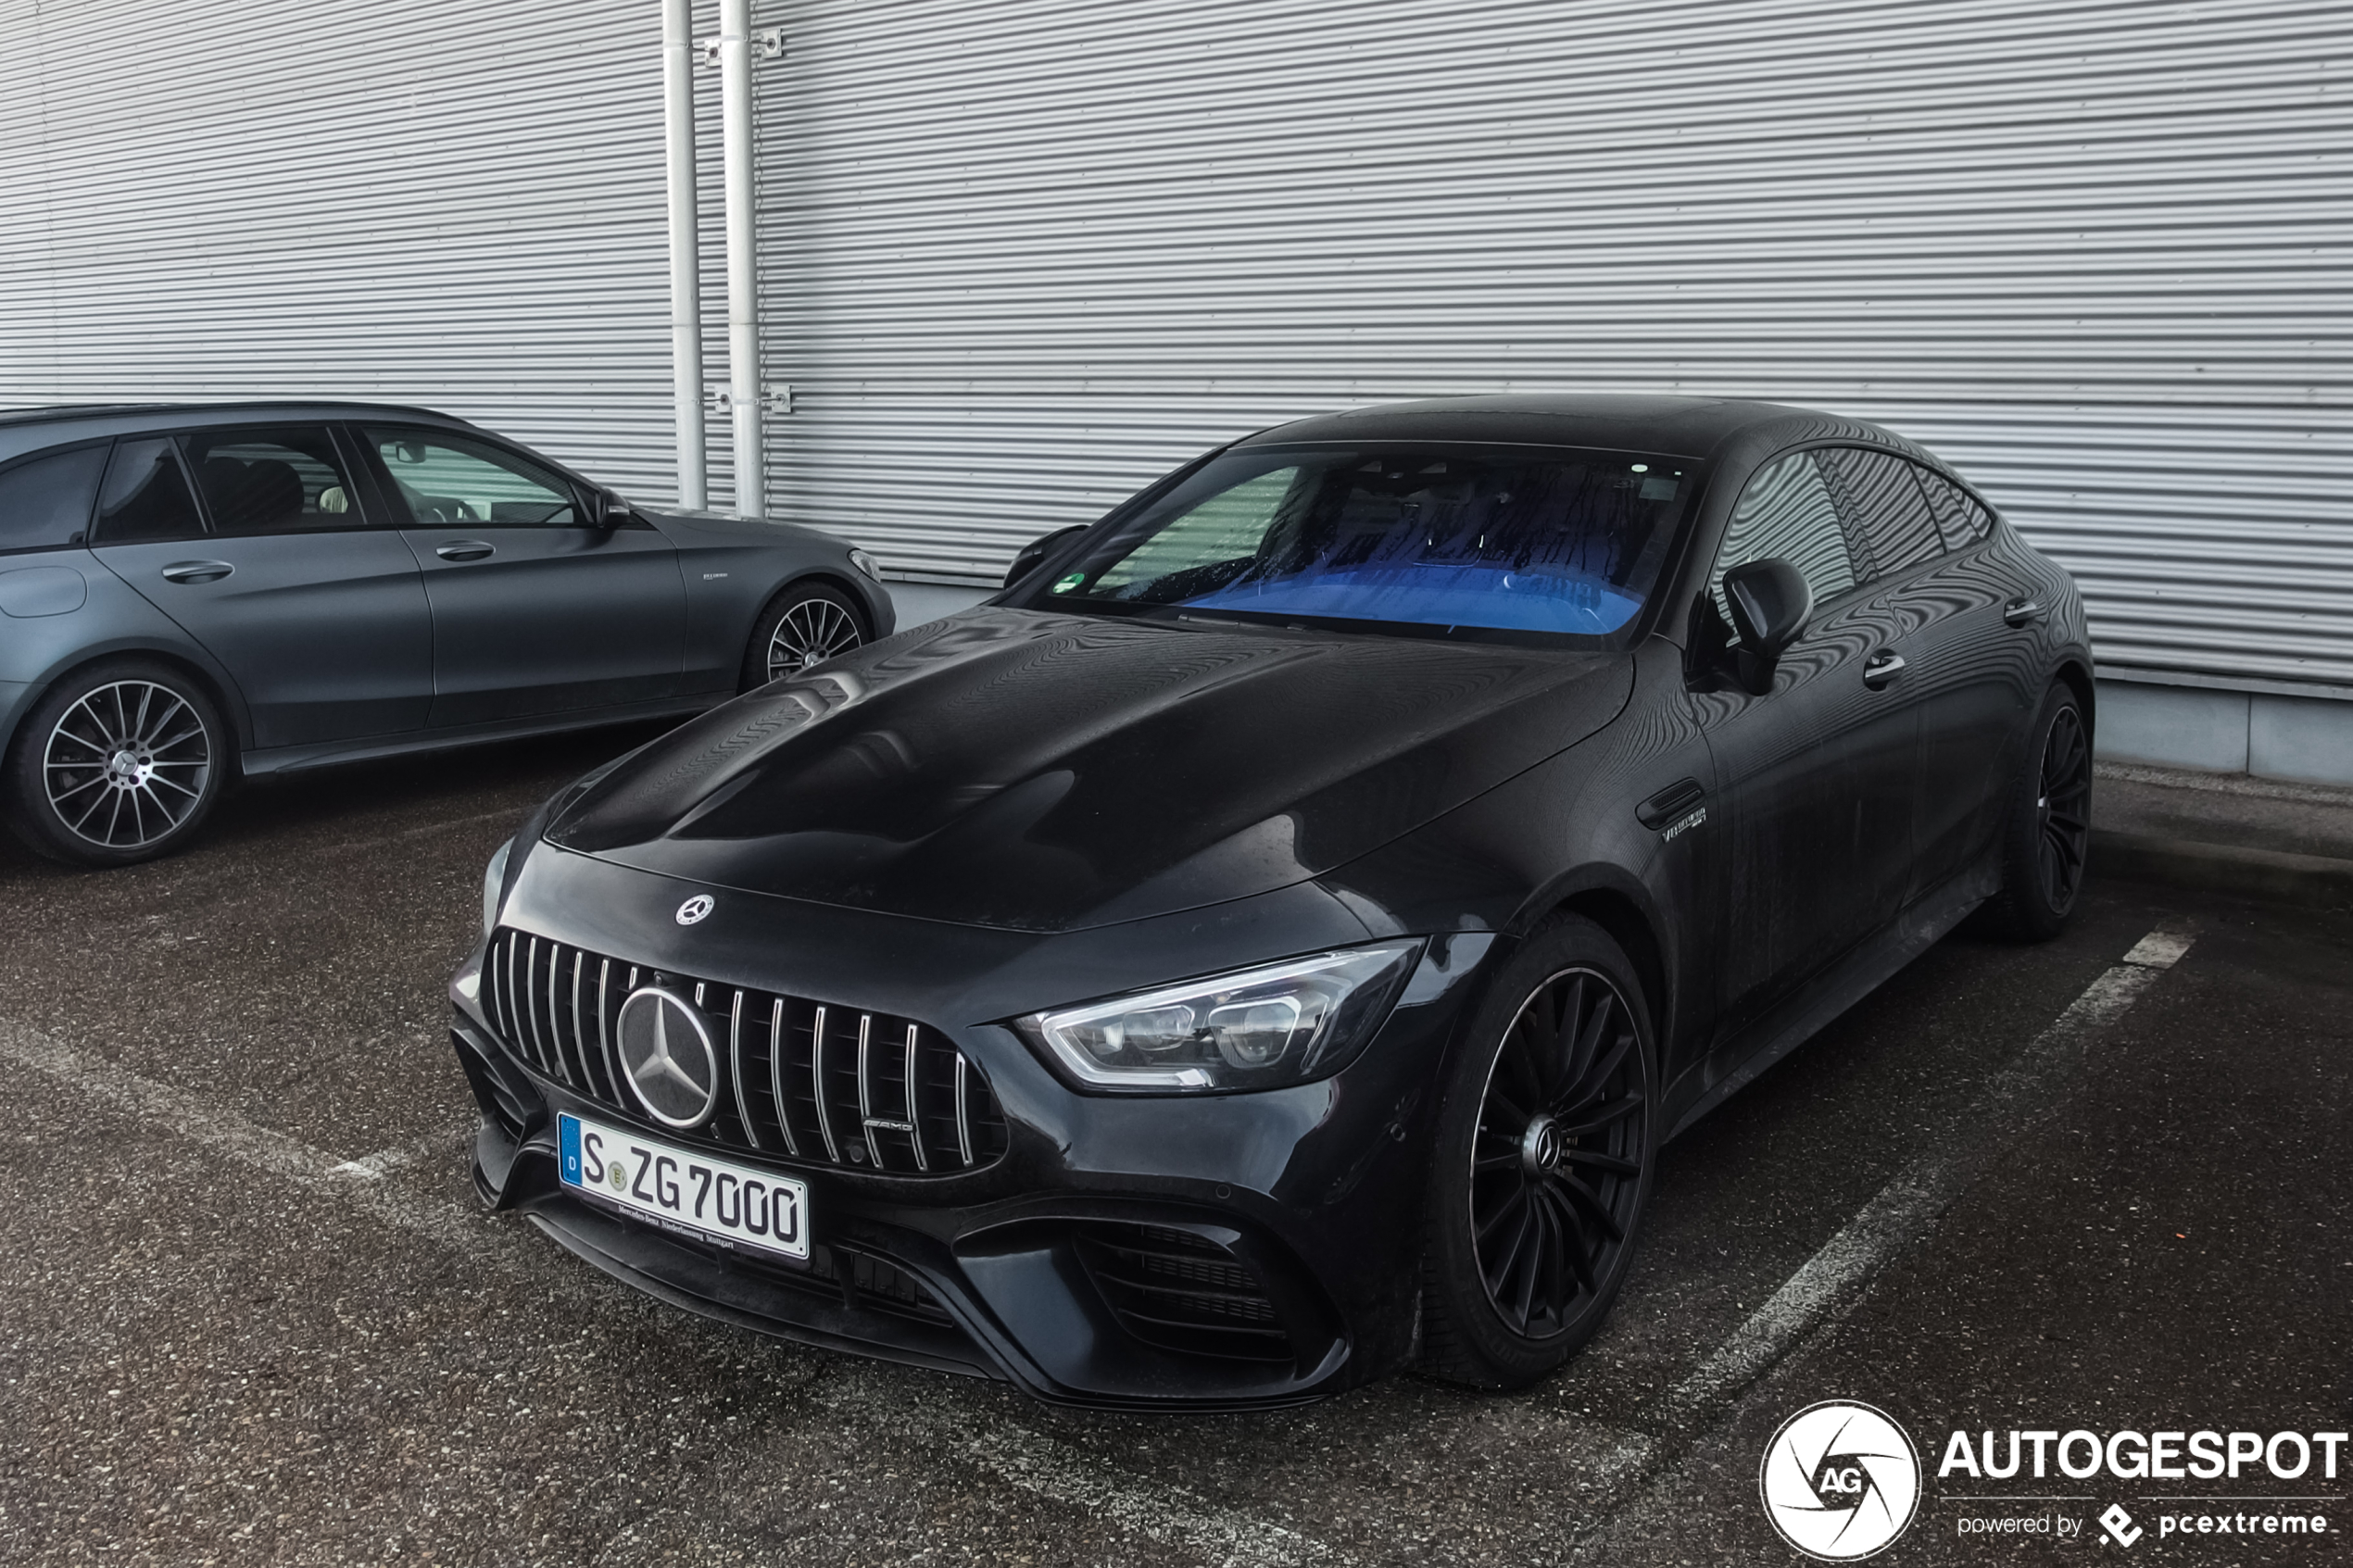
0,0,681,500
757,0,2350,696
2,0,2346,696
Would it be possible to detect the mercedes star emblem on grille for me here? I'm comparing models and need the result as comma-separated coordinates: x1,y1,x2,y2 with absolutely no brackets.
675,894,715,925
613,987,721,1129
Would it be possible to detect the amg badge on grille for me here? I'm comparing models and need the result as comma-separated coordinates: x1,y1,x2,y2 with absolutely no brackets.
614,987,721,1129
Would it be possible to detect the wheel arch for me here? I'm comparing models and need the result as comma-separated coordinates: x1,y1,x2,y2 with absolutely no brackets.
1506,867,1674,1065
3,645,250,770
2052,657,2095,737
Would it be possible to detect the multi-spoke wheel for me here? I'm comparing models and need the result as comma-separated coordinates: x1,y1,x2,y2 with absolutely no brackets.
2034,701,2091,910
741,583,871,690
6,661,227,867
1981,681,2092,942
1424,919,1656,1387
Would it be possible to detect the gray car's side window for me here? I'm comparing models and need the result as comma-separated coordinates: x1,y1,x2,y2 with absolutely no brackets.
179,426,362,535
93,438,207,544
365,428,583,528
0,444,109,553
1711,450,1858,625
1818,446,1944,582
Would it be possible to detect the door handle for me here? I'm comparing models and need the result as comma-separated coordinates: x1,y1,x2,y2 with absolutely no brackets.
2003,597,2045,627
435,540,494,562
1862,652,1907,689
159,560,234,584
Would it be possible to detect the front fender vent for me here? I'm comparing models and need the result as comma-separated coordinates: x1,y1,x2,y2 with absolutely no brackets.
481,928,1008,1178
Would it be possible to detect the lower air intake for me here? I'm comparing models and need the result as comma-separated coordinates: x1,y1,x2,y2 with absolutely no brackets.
1075,1223,1296,1364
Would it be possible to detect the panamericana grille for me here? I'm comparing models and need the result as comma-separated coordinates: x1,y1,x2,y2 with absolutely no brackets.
482,928,1008,1176
1076,1223,1295,1364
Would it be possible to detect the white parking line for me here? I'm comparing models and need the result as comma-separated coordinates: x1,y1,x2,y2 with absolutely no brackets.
0,1017,1351,1568
1653,925,2194,1428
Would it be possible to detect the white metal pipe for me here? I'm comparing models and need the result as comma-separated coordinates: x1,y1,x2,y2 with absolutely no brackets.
660,0,706,511
719,0,762,517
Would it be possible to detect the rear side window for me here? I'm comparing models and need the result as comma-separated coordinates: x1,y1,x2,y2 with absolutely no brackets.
1713,450,1858,621
0,445,108,553
1914,466,1995,550
94,438,206,544
181,426,359,534
1818,446,1944,580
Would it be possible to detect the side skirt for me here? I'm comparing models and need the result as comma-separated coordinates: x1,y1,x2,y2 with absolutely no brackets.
1663,860,1997,1142
236,690,733,777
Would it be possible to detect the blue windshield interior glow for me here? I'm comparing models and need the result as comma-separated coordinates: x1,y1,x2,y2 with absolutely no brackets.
1181,561,1642,633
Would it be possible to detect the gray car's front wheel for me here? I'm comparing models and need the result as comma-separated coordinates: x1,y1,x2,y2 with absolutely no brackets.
741,583,871,691
6,660,229,868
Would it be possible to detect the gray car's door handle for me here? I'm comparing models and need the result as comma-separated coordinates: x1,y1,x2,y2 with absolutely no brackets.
434,540,495,562
2003,597,2045,627
1862,652,1907,689
160,559,234,584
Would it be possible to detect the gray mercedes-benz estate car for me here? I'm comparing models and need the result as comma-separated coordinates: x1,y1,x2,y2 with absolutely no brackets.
0,402,894,867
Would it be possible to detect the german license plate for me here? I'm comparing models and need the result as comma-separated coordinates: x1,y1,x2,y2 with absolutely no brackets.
559,1112,809,1261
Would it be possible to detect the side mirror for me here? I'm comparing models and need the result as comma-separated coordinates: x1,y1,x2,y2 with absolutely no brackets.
1720,558,1812,694
1003,524,1088,590
596,489,635,530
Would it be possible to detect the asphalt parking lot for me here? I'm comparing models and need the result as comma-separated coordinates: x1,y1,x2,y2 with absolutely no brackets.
2,724,2347,1566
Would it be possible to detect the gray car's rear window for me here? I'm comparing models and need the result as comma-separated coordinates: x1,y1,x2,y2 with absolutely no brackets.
0,445,107,553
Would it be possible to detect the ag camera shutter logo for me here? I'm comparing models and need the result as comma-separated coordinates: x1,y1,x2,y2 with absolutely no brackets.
1760,1401,1922,1560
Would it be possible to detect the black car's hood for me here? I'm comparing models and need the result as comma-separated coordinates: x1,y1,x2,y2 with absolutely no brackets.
547,608,1630,931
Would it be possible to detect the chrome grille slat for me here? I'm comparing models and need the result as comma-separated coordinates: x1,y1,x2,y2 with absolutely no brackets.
767,998,799,1158
902,1023,928,1173
855,1012,881,1171
954,1054,974,1167
729,988,760,1149
811,1004,842,1163
480,929,1002,1177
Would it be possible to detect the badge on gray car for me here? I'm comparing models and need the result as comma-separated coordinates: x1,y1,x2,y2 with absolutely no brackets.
675,894,715,926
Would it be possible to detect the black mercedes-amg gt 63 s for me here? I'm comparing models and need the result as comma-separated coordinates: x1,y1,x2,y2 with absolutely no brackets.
452,395,2093,1410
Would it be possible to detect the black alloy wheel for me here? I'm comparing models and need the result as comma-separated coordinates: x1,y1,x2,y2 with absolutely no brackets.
6,659,228,868
742,583,870,690
1981,682,2092,942
2034,701,2092,910
1424,919,1656,1387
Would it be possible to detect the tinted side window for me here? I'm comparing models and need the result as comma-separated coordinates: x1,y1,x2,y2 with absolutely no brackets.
1713,451,1858,621
181,426,359,534
1819,446,1943,580
0,445,108,553
363,428,582,527
1914,466,1994,550
94,439,206,544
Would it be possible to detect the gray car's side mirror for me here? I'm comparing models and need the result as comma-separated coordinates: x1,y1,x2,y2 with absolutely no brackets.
596,489,635,530
1721,558,1812,695
1004,524,1088,589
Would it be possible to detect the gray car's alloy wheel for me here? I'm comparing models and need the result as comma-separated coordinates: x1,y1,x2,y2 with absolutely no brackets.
1422,917,1657,1388
1979,680,2093,942
7,660,228,868
743,583,871,690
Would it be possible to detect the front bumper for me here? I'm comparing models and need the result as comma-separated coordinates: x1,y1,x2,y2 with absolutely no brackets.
450,843,1495,1410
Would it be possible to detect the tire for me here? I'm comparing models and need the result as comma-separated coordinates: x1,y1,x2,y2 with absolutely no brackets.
1977,682,2093,942
740,582,871,691
1421,917,1658,1388
6,660,229,868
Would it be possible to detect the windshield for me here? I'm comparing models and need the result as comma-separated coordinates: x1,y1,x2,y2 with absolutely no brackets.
1023,444,1695,644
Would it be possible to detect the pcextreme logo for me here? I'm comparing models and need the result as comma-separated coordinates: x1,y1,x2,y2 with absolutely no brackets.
1760,1401,1923,1561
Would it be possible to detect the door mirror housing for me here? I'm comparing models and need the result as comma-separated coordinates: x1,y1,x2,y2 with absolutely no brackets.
1720,558,1812,694
596,489,635,530
1003,524,1088,589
